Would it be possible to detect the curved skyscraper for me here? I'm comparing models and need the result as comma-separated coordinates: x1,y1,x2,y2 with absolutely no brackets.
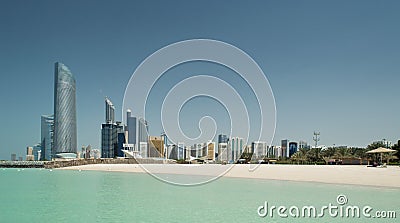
53,62,77,155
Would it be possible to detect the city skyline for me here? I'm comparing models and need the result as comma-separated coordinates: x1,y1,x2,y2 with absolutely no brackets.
1,0,400,159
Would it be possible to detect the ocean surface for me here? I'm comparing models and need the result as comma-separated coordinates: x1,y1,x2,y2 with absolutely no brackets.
1,168,399,223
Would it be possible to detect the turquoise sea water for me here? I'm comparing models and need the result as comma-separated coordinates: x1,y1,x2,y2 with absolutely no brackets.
0,168,399,223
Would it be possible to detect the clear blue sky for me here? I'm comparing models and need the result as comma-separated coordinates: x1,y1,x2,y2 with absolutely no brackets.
1,0,399,160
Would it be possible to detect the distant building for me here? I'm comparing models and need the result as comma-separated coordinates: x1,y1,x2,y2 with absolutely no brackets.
148,136,164,158
33,143,41,161
126,109,137,146
26,147,34,161
41,114,54,160
105,97,115,124
116,131,126,157
230,137,244,162
139,142,148,158
252,141,267,159
53,62,77,155
85,145,91,159
101,122,125,158
101,123,116,158
298,140,310,150
11,153,16,161
177,142,185,160
218,134,228,144
274,146,281,158
101,98,125,158
218,143,228,161
138,118,148,157
267,145,276,158
288,142,298,157
281,139,289,158
207,141,216,161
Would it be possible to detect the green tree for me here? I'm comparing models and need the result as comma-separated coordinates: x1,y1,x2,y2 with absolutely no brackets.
334,147,352,160
307,147,323,163
366,141,385,151
321,147,336,158
291,148,309,164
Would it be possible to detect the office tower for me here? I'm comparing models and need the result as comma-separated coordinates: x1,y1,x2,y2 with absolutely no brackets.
288,142,298,157
101,97,125,158
191,143,205,158
53,62,77,155
281,139,289,158
298,140,309,150
101,122,125,158
32,143,41,161
190,145,196,158
101,123,116,158
41,115,54,160
148,136,164,158
252,141,267,159
218,143,228,161
230,137,244,162
244,145,253,154
105,97,115,124
207,141,216,161
126,109,137,145
218,134,228,144
267,145,276,158
177,142,185,160
138,118,148,157
85,145,91,159
116,123,126,157
26,147,34,161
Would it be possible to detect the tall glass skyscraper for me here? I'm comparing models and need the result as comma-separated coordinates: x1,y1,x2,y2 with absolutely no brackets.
41,114,54,160
53,62,77,155
126,109,137,145
105,97,115,124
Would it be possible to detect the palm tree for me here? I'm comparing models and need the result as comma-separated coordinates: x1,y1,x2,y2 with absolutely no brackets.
334,147,352,160
321,147,336,158
307,147,323,163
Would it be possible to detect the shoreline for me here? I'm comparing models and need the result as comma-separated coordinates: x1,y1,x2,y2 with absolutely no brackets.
61,164,400,188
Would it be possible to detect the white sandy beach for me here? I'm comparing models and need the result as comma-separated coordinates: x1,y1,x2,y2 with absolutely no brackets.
62,164,400,188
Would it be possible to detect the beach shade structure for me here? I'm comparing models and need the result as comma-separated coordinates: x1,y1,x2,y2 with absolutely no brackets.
366,147,397,164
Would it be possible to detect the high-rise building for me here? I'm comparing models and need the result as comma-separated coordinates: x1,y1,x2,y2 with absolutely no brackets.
105,97,115,124
41,114,54,160
252,141,267,159
177,142,185,160
230,137,244,162
218,143,228,161
207,141,216,161
298,140,309,150
101,98,125,158
101,123,116,158
148,136,164,158
11,154,16,161
218,134,228,144
126,109,137,145
53,62,77,155
32,143,41,161
138,118,148,157
288,142,298,157
101,122,125,158
281,139,288,158
267,145,276,158
26,147,34,161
